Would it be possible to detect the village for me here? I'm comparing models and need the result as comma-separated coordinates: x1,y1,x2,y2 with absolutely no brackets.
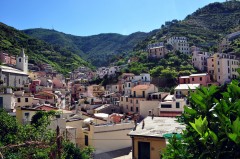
0,31,240,159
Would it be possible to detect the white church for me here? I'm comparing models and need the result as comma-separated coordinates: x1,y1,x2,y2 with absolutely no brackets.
0,49,29,88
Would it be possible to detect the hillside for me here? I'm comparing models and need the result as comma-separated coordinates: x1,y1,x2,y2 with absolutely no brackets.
0,22,92,74
23,28,157,67
135,1,240,50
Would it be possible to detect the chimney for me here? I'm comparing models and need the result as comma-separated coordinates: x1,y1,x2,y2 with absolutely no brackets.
152,113,154,120
142,120,145,129
148,110,152,116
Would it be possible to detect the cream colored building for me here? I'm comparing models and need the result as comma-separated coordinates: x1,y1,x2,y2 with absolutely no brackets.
159,94,186,117
192,51,212,71
139,92,169,118
167,36,190,54
207,53,239,85
0,88,15,112
82,121,135,154
15,91,34,107
120,84,158,113
174,84,200,98
148,46,168,58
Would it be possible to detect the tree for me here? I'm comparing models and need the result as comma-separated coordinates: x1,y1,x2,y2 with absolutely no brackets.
149,66,164,77
162,81,240,159
0,109,93,159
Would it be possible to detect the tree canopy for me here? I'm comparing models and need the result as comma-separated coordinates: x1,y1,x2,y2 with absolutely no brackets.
162,81,240,159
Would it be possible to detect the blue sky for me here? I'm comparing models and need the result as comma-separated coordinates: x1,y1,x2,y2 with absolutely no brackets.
0,0,225,36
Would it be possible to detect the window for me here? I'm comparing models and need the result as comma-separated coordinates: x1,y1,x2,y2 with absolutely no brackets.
161,104,172,108
25,98,28,102
192,78,194,81
136,107,139,112
19,58,21,62
142,91,145,98
176,102,180,108
136,100,138,104
133,91,136,97
200,77,202,81
218,68,220,72
121,97,123,101
85,135,88,146
126,97,128,102
24,112,29,118
18,98,21,103
218,61,220,65
128,83,130,87
19,79,21,84
130,99,132,103
131,107,133,111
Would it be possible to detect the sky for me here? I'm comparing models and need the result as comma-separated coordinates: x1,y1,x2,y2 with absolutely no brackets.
0,0,225,36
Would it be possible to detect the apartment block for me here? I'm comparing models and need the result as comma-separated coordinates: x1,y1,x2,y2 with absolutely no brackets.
207,53,239,85
148,46,168,59
167,36,190,54
192,51,212,71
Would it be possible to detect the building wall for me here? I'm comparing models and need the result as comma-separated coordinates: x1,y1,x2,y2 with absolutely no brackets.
139,101,160,118
0,72,28,88
120,97,145,113
83,122,134,154
66,120,84,147
159,99,186,113
132,136,166,159
0,94,15,111
189,75,211,86
16,108,38,124
148,47,168,58
15,96,34,107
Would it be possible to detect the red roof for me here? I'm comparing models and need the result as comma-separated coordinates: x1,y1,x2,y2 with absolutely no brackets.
159,111,182,117
35,105,58,111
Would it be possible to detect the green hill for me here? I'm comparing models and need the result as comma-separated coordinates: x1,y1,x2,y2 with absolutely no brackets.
0,22,92,74
23,28,157,67
135,1,240,50
116,1,240,88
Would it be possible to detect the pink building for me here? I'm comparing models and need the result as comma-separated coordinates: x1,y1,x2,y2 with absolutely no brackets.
29,80,41,94
179,73,212,86
0,52,16,65
52,77,66,89
0,52,10,64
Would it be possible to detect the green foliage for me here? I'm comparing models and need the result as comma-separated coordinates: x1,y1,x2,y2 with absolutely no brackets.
162,135,192,159
0,109,92,159
62,142,94,159
23,29,155,67
135,1,240,51
162,81,240,158
31,110,56,128
126,51,196,87
0,22,92,75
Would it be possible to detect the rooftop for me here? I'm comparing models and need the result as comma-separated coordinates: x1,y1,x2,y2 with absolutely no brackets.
175,84,200,90
132,84,152,91
0,65,28,75
128,116,185,138
189,73,208,77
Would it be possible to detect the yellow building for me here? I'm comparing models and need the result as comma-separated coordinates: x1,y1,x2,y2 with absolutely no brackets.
128,116,185,159
120,84,159,113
